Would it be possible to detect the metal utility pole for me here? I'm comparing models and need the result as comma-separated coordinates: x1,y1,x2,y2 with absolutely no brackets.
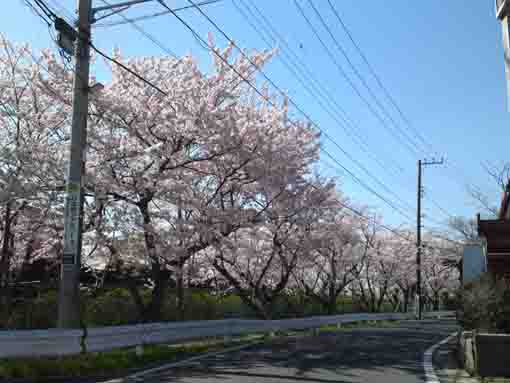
58,0,92,328
416,158,444,320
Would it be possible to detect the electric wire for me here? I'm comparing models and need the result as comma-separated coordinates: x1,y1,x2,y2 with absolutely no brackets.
305,0,424,156
231,0,415,215
300,0,472,222
292,0,420,157
162,0,466,248
98,0,178,58
17,2,460,251
94,0,223,28
233,0,406,180
21,0,52,26
157,0,421,223
46,0,77,25
325,0,434,155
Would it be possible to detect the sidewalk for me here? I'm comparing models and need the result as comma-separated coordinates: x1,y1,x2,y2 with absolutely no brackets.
433,336,479,383
433,336,510,383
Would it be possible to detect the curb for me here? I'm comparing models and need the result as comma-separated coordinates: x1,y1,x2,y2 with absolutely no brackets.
424,332,458,383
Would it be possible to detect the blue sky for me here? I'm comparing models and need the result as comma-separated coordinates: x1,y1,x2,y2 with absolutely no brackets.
3,0,509,230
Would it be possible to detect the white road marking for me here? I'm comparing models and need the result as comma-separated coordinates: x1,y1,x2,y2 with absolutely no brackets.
423,332,457,383
101,340,263,383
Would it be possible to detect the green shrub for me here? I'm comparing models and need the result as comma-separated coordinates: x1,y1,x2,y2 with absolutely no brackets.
3,291,58,329
186,290,222,320
215,293,256,318
460,274,510,333
85,288,140,326
1,287,402,329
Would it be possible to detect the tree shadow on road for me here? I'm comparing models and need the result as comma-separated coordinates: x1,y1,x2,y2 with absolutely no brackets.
143,324,457,383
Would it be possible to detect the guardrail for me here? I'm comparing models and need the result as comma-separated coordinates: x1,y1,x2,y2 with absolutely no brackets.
0,311,454,358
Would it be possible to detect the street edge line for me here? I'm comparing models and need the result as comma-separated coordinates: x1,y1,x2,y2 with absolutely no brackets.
423,332,457,383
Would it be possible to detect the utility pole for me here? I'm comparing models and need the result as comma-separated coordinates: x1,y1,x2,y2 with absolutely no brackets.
58,0,92,328
495,0,510,110
416,158,444,320
55,0,228,327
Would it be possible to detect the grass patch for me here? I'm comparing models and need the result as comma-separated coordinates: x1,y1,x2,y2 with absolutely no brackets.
0,335,261,381
261,320,402,340
317,320,400,332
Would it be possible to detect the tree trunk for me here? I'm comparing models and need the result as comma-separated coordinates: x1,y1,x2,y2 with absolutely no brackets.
0,202,13,318
145,261,166,321
403,289,410,313
433,292,440,311
326,281,336,315
139,201,167,322
176,261,185,321
176,206,185,321
127,282,146,322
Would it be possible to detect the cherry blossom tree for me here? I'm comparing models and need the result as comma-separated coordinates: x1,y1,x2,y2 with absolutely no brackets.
0,34,461,323
0,36,72,314
79,37,321,320
351,217,404,313
292,198,364,314
422,234,461,310
210,180,334,319
385,230,416,312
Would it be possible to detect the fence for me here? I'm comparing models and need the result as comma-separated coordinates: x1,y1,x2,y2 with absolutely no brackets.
0,310,454,358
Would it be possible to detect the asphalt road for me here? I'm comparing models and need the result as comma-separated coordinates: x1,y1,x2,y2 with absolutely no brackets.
135,319,459,383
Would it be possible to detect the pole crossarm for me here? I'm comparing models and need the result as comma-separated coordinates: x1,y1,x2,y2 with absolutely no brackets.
91,0,156,15
422,158,445,166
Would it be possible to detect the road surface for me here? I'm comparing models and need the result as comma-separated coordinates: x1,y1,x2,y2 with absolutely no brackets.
132,319,458,383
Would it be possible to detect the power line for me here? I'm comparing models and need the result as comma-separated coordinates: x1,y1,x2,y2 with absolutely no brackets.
94,0,223,28
320,147,414,221
233,0,406,180
323,0,482,202
94,1,414,220
304,0,424,157
23,1,176,113
21,0,52,26
297,0,479,226
231,0,415,215
157,0,418,221
168,0,465,250
89,43,176,112
292,0,420,158
81,9,414,229
323,0,482,211
423,188,455,220
20,0,449,251
325,0,434,155
46,0,77,25
98,0,178,58
32,0,58,20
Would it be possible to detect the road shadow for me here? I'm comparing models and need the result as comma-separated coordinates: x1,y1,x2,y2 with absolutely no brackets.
140,321,458,383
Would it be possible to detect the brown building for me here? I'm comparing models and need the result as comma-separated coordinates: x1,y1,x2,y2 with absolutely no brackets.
477,183,510,275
